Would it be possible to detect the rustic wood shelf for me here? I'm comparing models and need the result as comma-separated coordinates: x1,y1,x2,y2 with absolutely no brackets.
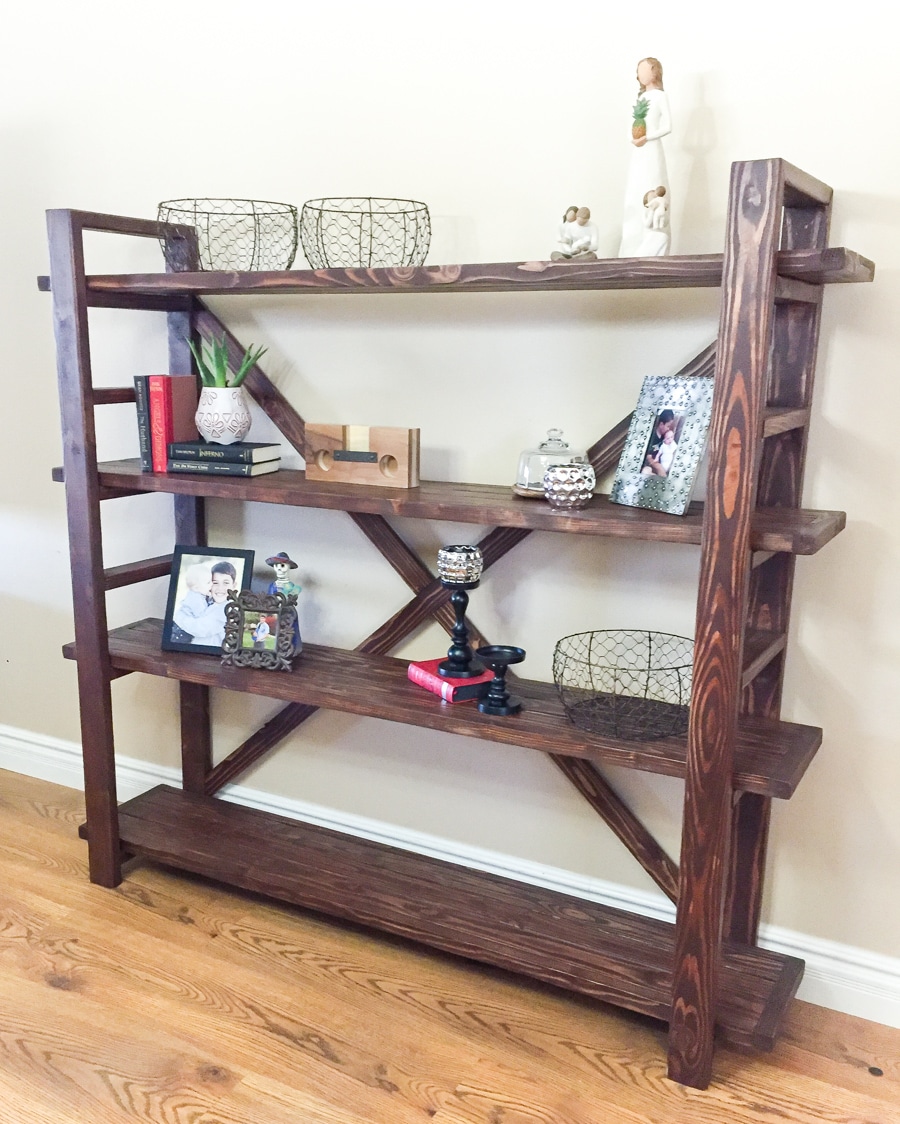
51,459,847,555
62,618,821,800
36,244,873,307
104,782,803,1052
45,161,874,1087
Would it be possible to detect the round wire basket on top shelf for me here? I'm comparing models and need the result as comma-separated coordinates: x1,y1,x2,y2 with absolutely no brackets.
157,198,298,272
299,197,431,269
552,630,693,741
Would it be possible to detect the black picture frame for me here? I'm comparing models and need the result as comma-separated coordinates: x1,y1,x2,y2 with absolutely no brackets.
161,546,255,654
222,590,299,671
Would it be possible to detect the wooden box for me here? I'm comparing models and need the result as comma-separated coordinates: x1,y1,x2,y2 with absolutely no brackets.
304,424,420,488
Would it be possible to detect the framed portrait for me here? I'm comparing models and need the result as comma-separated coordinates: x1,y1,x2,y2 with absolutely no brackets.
222,590,299,671
161,546,255,654
609,375,715,515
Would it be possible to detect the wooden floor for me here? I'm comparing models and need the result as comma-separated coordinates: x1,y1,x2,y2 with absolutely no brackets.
0,769,897,1124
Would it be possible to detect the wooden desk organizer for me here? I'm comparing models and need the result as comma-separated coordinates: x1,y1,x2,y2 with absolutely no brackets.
304,424,420,488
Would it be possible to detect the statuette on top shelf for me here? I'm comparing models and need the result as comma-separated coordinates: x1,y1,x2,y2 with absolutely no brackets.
619,57,672,258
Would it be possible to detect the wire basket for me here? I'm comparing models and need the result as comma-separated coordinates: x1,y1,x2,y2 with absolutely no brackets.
552,630,693,741
299,197,431,269
157,198,298,272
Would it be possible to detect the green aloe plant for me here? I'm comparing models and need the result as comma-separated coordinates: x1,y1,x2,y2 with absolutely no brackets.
187,335,267,388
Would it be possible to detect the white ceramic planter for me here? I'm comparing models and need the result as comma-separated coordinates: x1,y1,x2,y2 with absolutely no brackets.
194,386,252,445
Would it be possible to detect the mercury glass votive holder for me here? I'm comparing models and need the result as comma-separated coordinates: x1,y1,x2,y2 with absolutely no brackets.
437,544,484,588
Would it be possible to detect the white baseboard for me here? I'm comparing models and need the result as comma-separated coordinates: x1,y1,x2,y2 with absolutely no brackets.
2,722,898,1030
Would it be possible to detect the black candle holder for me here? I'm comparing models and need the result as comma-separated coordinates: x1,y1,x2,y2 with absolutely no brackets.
476,645,526,715
437,545,484,678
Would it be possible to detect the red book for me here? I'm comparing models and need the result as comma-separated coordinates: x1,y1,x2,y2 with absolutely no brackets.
408,657,493,703
148,375,199,473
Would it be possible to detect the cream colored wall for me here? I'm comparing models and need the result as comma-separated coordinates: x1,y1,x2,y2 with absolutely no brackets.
1,2,897,960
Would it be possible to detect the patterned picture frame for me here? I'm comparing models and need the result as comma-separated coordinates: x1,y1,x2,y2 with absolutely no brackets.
221,589,299,672
609,375,715,516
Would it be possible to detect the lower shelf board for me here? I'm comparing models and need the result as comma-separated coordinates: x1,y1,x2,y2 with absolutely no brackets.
104,784,803,1052
63,618,822,799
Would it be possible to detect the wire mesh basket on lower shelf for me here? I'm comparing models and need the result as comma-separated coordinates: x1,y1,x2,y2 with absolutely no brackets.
552,630,693,741
157,198,298,272
299,197,431,269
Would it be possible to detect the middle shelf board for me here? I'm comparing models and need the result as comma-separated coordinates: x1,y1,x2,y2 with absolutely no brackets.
64,618,822,799
72,460,846,555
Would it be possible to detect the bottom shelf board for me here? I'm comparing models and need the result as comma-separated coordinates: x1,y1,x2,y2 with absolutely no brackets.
106,784,803,1051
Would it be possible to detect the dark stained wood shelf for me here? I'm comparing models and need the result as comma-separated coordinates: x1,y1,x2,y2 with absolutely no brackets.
52,459,846,556
36,245,873,305
108,782,803,1052
63,618,822,799
45,165,874,1087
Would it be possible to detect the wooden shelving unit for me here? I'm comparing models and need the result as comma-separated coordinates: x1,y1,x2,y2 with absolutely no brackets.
45,159,874,1088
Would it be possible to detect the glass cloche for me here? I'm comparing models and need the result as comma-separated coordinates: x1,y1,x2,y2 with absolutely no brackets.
513,428,587,498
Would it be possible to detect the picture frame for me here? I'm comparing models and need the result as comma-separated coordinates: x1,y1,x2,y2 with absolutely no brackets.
609,375,715,515
221,590,299,671
161,546,255,654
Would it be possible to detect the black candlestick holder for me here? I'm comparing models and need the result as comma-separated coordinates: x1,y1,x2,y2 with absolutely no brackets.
437,545,484,678
476,645,526,715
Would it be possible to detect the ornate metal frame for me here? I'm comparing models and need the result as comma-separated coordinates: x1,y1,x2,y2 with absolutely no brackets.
222,589,298,671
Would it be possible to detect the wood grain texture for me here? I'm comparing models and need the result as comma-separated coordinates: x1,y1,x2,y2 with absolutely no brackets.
4,771,898,1122
62,618,822,800
102,553,174,591
73,459,846,554
670,158,785,1087
42,169,874,1093
46,209,122,889
730,164,832,946
101,783,803,1052
53,244,872,303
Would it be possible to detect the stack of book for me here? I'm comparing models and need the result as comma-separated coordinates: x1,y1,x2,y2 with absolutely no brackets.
166,440,282,477
134,374,200,473
407,657,493,703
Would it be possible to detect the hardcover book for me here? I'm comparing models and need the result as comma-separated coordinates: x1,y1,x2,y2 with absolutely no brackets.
133,375,152,471
167,458,281,478
407,658,493,703
148,375,200,473
167,440,282,464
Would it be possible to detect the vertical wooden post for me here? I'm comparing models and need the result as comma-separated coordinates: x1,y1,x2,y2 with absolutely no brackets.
668,160,783,1087
727,171,831,945
162,221,214,794
47,209,122,887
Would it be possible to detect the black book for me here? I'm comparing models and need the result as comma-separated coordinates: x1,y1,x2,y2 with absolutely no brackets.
167,440,282,464
133,375,152,471
167,458,280,477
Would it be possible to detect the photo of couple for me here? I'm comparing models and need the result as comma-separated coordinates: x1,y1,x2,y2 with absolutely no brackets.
162,547,255,654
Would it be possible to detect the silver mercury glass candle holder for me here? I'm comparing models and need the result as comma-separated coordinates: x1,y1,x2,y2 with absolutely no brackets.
436,544,484,678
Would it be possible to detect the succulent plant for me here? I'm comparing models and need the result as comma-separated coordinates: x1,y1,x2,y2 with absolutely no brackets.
187,335,267,388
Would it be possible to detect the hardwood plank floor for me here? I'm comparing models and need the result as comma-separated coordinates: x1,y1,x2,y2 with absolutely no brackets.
0,768,897,1123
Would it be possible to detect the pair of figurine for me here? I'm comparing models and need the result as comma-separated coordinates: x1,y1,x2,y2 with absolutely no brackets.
551,205,599,262
551,57,672,261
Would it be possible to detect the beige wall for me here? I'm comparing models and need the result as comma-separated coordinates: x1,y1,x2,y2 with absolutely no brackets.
1,3,897,960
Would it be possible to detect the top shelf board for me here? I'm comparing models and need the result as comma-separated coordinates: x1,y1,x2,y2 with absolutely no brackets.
37,247,874,305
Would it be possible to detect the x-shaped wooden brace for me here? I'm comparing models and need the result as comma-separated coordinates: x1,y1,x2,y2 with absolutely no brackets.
192,303,716,903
